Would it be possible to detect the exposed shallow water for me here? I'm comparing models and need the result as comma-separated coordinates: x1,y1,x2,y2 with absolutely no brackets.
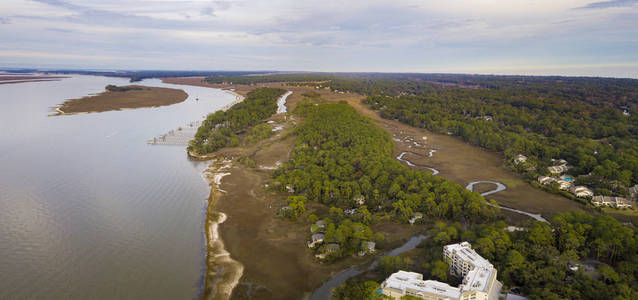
466,181,548,223
396,151,440,175
0,76,235,299
277,91,292,114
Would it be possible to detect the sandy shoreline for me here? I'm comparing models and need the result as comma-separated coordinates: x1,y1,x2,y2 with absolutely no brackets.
201,159,244,300
219,90,245,111
196,88,247,300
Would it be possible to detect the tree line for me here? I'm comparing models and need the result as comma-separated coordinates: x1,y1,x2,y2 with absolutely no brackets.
189,87,285,154
205,73,638,198
273,101,499,223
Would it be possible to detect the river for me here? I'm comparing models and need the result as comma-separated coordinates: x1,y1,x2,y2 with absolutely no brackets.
0,75,235,299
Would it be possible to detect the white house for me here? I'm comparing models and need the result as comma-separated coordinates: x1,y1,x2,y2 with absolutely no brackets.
353,195,365,206
538,176,554,185
592,196,632,208
570,186,593,198
556,179,572,190
514,154,528,165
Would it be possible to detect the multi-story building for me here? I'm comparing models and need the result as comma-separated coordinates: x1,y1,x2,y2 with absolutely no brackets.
381,242,502,300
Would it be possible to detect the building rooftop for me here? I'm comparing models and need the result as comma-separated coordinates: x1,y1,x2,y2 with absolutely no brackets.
460,266,496,293
382,271,462,299
444,242,492,269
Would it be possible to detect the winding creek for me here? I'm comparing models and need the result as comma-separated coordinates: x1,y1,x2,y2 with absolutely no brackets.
465,181,548,223
395,152,549,223
277,91,293,114
0,76,236,299
396,151,440,175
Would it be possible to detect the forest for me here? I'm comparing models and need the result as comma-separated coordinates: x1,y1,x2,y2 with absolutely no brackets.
335,212,638,300
104,84,142,92
196,74,638,298
188,87,285,154
274,100,637,299
206,73,638,200
362,85,638,198
274,101,499,222
273,101,499,259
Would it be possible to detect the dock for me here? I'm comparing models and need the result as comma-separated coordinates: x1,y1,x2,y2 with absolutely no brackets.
147,120,201,146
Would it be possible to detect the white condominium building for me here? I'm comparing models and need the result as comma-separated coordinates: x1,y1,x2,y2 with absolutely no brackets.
381,242,502,300
381,271,461,300
444,242,492,277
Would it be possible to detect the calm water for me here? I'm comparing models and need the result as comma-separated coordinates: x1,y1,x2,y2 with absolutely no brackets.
0,75,234,299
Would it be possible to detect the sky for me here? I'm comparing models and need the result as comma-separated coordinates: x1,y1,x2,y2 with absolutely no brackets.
0,0,637,78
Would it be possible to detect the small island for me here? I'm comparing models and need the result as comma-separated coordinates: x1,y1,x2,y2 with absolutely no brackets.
54,84,188,115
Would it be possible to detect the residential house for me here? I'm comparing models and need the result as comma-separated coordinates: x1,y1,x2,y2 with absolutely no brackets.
548,165,570,174
548,159,570,174
538,176,570,190
592,196,632,208
514,154,528,165
570,186,593,198
310,220,326,233
315,243,340,259
359,241,376,256
344,208,358,215
538,176,554,185
616,198,633,209
628,184,638,200
556,179,572,190
308,233,325,248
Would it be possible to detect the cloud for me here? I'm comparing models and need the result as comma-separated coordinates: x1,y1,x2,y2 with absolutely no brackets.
578,0,638,9
0,0,636,77
200,7,215,16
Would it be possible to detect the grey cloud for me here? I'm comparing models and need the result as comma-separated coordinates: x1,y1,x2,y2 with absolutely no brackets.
212,1,232,10
46,27,73,33
32,0,84,11
578,0,638,9
0,17,10,24
200,7,215,16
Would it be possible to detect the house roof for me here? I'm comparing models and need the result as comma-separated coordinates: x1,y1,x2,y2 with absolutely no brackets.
382,271,462,299
444,242,492,269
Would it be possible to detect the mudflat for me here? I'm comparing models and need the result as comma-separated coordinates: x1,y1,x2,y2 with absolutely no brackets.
55,85,187,114
199,88,425,299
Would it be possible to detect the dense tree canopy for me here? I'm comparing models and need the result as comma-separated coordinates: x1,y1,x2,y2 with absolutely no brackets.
207,73,638,198
189,87,285,154
274,102,499,222
416,213,638,300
